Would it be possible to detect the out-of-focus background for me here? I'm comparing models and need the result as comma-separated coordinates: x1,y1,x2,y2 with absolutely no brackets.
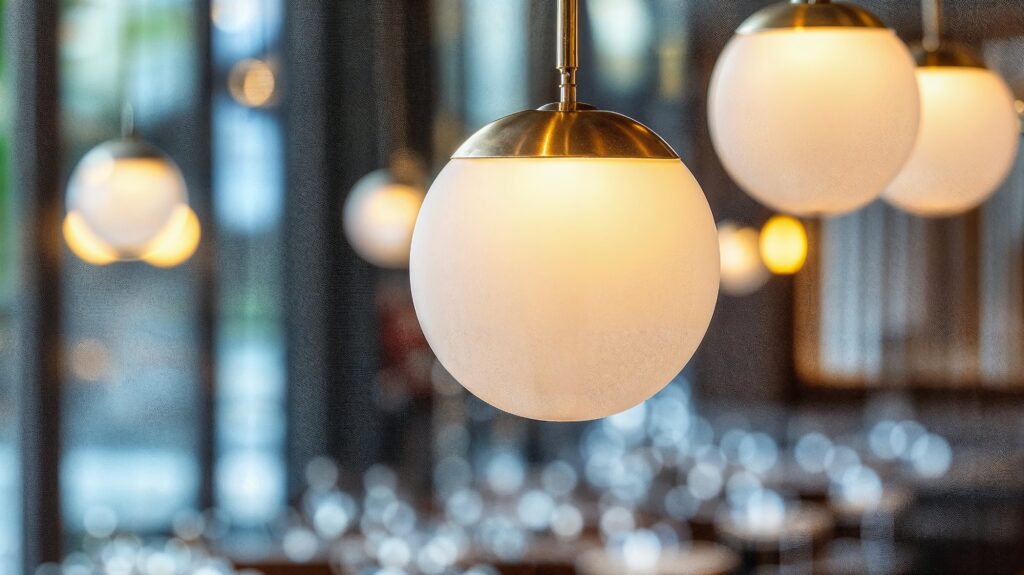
3,1,1024,574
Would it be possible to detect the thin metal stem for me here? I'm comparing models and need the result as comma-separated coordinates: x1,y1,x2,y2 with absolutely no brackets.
557,0,578,111
121,102,135,138
922,0,943,51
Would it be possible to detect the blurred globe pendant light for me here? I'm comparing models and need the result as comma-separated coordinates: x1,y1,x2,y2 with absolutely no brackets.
344,152,426,269
410,0,720,421
66,107,189,260
64,5,194,264
882,0,1020,217
708,0,921,217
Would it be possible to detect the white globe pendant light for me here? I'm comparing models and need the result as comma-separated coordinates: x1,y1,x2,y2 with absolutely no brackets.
343,171,425,268
708,0,921,217
343,152,427,269
410,0,719,422
66,109,189,260
882,2,1019,217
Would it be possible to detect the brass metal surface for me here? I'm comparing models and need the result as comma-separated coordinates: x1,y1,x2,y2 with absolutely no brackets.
921,0,944,51
452,105,679,159
557,0,579,110
737,0,886,33
912,43,987,69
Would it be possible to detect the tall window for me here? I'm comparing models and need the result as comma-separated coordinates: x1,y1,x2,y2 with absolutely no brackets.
59,0,203,532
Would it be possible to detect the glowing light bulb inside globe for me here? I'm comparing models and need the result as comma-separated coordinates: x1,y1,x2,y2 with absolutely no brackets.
708,1,920,216
759,215,807,275
343,170,426,269
717,222,769,297
142,205,202,268
64,211,118,266
883,55,1019,217
66,139,188,258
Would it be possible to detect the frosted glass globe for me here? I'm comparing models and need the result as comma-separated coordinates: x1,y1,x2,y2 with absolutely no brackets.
717,222,769,297
883,68,1020,216
709,29,920,216
66,140,188,257
410,158,719,421
343,170,425,269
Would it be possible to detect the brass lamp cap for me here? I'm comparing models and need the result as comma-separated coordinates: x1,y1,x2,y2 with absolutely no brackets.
737,0,886,34
102,137,171,160
911,42,987,69
452,103,679,159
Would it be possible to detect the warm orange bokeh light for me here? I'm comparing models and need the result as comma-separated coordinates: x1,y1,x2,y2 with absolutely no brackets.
759,215,807,275
228,59,276,108
63,211,118,265
141,205,202,268
718,221,769,296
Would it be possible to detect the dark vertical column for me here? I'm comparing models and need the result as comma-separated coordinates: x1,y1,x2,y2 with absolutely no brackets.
283,0,334,495
326,0,382,473
527,0,557,105
402,0,436,159
10,0,63,571
687,0,794,403
192,0,216,511
283,0,382,494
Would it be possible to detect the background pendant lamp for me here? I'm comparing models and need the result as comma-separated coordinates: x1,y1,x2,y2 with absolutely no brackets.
65,107,189,260
410,0,720,422
882,0,1020,217
708,0,921,217
343,164,425,269
759,215,808,275
718,221,770,297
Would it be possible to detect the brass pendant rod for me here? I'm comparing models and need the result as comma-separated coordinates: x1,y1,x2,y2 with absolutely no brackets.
557,0,578,111
922,0,943,51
